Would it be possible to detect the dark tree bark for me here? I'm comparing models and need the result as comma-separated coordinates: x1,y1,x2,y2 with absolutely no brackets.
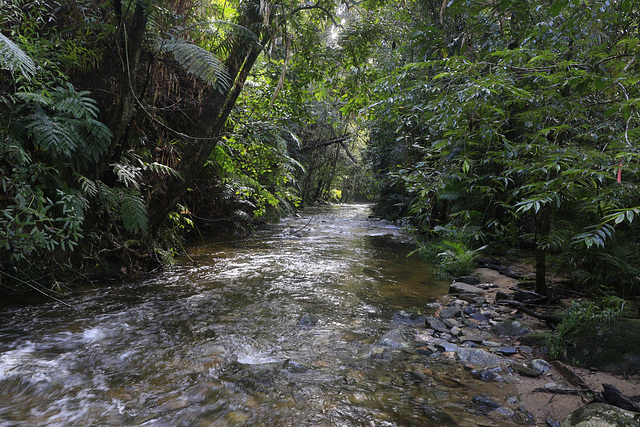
534,203,552,295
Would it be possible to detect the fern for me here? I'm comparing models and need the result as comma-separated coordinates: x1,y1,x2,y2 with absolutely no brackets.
25,107,78,158
111,161,142,189
163,39,232,92
0,32,37,80
142,161,182,180
51,83,100,119
120,194,148,235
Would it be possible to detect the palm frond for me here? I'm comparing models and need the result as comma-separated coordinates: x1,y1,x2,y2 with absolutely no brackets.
163,39,232,92
0,32,36,80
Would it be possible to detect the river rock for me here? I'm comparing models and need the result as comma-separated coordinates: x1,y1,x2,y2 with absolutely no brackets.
530,359,551,375
455,276,480,285
492,319,530,337
439,306,462,319
377,328,410,348
426,317,450,333
457,348,502,366
472,394,501,409
298,313,319,326
421,404,456,425
561,403,639,427
510,362,541,377
392,310,427,325
449,282,484,295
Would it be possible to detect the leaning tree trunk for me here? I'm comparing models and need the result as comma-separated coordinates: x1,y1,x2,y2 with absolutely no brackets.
148,5,270,230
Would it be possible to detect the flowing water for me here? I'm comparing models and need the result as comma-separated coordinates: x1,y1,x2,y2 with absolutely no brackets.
0,204,518,426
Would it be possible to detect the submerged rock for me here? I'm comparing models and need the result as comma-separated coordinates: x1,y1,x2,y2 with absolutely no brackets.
377,328,410,348
561,403,639,427
421,404,457,425
298,313,319,326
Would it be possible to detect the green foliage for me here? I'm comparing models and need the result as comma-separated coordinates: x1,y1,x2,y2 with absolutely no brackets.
0,32,36,79
162,39,231,92
365,0,640,297
548,296,628,359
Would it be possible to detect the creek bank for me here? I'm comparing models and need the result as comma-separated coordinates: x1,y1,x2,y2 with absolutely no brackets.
381,266,639,426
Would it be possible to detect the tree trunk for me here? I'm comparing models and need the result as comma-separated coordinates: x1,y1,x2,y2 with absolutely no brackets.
100,0,148,176
148,5,269,230
534,204,552,295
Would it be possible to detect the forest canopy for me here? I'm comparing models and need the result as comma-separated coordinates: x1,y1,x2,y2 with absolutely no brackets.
1,0,639,300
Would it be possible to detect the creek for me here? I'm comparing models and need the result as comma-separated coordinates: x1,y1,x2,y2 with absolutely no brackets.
0,204,518,426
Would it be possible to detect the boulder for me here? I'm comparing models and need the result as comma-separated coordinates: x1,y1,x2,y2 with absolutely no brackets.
561,403,639,427
449,282,484,295
492,319,530,337
563,318,640,372
454,276,480,285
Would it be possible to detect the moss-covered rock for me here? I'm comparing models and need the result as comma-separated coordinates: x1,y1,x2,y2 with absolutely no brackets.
561,403,639,427
563,319,640,373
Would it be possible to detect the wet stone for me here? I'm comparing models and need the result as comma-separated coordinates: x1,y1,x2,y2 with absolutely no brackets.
494,347,518,355
470,366,509,382
392,310,428,325
426,317,450,333
377,328,410,348
457,348,503,367
459,335,484,343
421,404,457,425
298,313,319,326
439,307,462,319
449,282,484,295
472,395,501,409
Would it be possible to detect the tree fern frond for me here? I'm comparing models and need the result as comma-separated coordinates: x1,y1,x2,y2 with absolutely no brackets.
13,91,51,106
77,118,112,162
142,161,183,180
120,194,148,235
111,162,142,189
75,173,98,198
163,39,232,92
0,32,36,79
96,181,120,211
25,108,77,158
51,83,100,119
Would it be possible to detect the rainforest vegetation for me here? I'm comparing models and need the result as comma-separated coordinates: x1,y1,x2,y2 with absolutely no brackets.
1,0,639,303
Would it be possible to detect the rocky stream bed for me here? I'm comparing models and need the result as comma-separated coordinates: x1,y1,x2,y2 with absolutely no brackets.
386,266,640,426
